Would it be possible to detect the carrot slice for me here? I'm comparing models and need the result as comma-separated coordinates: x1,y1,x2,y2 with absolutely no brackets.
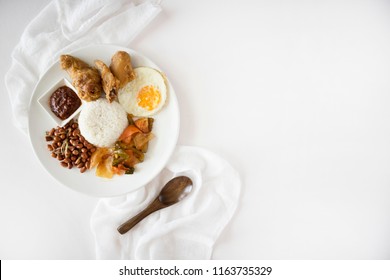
112,165,126,175
124,149,142,167
118,125,141,144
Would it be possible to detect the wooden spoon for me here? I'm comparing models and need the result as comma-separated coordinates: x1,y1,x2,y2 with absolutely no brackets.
117,176,193,234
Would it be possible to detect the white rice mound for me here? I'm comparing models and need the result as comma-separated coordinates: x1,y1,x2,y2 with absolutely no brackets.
78,99,128,147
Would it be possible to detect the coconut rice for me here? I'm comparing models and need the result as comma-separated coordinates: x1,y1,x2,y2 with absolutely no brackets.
78,99,128,147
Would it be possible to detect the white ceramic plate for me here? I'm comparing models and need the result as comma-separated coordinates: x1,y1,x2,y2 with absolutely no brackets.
28,45,180,197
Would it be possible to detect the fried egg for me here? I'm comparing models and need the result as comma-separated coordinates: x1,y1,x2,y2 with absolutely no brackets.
118,67,167,117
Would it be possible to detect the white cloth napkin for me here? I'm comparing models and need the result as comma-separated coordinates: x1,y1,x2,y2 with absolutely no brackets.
5,0,162,135
91,146,241,259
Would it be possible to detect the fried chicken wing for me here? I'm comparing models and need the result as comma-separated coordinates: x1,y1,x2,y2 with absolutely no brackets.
95,60,120,103
110,51,135,88
60,55,102,102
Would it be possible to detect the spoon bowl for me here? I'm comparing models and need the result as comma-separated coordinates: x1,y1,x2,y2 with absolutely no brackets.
117,176,193,234
159,176,193,205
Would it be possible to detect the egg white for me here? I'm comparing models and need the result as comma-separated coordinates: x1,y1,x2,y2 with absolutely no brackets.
118,67,167,117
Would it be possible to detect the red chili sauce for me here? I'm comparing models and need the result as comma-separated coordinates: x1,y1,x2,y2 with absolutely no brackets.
49,86,81,120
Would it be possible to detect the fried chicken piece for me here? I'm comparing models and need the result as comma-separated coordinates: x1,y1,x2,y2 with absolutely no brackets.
60,55,102,102
110,51,135,88
95,60,120,103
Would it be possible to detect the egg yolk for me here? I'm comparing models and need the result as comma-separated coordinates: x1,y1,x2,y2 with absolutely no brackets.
137,85,161,111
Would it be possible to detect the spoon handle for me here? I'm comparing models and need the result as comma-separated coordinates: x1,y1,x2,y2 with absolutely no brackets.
117,198,165,234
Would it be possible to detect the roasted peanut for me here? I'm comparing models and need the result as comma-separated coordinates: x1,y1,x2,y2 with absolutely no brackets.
45,120,95,173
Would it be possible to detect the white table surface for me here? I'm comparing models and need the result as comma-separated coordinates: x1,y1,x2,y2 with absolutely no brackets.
1,0,390,259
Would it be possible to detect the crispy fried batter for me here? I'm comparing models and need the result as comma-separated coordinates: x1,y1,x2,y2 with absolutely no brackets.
110,51,135,88
95,60,120,103
60,55,102,102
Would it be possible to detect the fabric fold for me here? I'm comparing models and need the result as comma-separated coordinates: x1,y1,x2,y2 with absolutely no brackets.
5,0,162,134
91,146,241,260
